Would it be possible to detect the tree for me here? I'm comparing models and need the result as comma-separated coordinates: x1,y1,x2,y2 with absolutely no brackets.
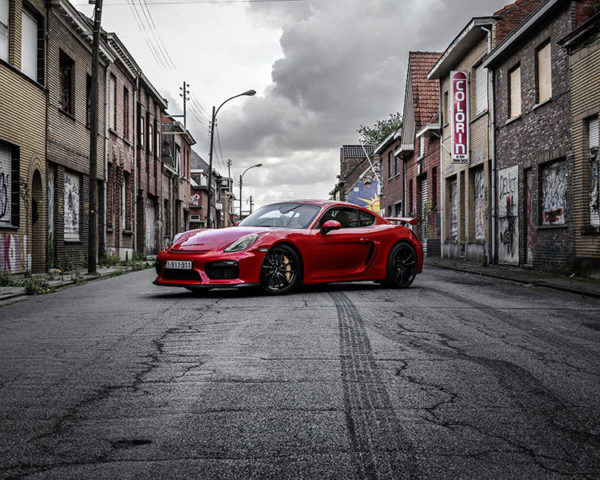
357,113,403,146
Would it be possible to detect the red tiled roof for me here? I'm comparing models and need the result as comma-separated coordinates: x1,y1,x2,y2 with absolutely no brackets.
409,51,442,130
494,0,545,44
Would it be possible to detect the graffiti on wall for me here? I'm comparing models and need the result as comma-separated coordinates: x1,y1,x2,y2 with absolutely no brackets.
498,166,518,265
542,160,567,225
449,179,458,241
347,180,380,213
474,169,485,240
1,234,25,274
526,169,534,264
64,172,80,240
0,147,11,227
590,148,599,227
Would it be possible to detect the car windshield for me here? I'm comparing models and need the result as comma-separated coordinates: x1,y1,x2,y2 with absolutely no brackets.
239,203,321,229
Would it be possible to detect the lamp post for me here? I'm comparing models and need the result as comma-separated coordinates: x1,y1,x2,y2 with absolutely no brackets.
207,89,256,228
239,163,262,221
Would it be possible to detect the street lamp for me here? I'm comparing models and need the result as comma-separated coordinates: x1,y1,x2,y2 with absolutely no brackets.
207,89,256,228
239,163,262,221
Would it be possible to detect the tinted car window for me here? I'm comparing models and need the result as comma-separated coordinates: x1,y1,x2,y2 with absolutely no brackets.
316,207,360,228
240,203,320,229
359,210,376,227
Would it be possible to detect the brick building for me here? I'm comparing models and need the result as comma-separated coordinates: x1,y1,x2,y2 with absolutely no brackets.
559,12,600,278
105,33,137,261
334,145,376,203
377,130,402,216
429,0,542,263
483,0,595,273
136,74,167,255
398,52,442,256
0,0,46,274
46,0,111,270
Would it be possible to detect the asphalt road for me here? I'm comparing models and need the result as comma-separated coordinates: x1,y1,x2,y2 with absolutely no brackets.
0,266,599,479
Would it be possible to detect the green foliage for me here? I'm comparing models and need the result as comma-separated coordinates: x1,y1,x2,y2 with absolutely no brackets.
23,276,54,295
0,272,21,287
99,254,122,267
357,112,403,146
58,254,76,272
72,270,86,285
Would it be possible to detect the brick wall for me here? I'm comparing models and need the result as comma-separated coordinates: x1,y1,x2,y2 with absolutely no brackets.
380,139,402,215
494,2,575,273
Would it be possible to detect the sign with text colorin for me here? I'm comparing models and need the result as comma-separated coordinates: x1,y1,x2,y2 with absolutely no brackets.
450,71,469,164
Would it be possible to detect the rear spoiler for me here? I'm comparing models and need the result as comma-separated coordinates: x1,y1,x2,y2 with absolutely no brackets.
385,216,418,226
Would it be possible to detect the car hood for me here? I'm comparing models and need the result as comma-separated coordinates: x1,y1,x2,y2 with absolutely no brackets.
170,227,272,252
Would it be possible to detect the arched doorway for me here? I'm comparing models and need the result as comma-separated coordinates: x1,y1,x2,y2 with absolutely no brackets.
31,169,45,273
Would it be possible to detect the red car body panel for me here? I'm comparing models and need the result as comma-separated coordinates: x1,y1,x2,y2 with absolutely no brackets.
154,200,423,290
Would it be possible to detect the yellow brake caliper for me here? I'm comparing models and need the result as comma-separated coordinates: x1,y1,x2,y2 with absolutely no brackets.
283,255,292,282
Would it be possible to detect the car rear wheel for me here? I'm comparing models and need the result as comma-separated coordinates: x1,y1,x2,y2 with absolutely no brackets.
260,245,301,294
385,242,417,288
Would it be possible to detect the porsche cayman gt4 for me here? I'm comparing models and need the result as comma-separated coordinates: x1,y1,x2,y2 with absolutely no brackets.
154,200,423,294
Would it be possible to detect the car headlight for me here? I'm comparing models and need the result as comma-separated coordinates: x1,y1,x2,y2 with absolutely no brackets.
224,233,260,252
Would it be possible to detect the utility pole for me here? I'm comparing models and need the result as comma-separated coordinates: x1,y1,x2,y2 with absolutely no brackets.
179,81,189,129
88,0,103,275
249,195,254,214
226,159,232,226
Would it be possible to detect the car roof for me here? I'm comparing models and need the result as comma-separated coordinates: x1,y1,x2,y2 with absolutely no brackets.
269,199,369,209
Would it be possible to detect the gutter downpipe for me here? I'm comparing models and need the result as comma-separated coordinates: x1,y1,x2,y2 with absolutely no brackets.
439,82,445,258
482,26,496,265
103,63,109,258
133,76,139,254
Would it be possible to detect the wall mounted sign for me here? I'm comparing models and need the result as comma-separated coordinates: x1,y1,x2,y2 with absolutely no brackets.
450,71,469,163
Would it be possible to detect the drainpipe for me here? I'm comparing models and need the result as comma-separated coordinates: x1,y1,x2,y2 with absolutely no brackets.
439,81,445,258
133,76,139,254
482,26,496,264
103,63,109,258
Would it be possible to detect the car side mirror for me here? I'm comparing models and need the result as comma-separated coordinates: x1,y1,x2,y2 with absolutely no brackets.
320,219,342,234
234,221,240,226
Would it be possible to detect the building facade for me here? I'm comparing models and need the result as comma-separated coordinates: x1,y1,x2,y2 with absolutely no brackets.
398,51,442,256
483,0,595,273
377,131,402,217
429,0,541,263
0,0,46,274
46,0,110,270
560,12,600,278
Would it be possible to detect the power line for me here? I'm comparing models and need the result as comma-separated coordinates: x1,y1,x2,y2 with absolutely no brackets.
138,0,176,69
126,0,166,68
75,0,305,5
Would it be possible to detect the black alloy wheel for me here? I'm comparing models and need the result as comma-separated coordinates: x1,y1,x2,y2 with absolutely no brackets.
260,245,301,294
385,242,417,288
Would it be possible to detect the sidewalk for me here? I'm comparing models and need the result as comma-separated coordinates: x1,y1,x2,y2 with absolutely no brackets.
425,256,600,299
0,264,153,304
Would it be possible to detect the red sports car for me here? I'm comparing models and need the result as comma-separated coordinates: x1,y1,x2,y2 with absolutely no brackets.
154,200,423,294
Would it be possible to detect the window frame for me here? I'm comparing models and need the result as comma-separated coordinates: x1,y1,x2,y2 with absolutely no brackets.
0,140,20,229
536,40,552,105
508,63,521,120
59,50,74,115
123,87,130,140
0,0,9,63
109,74,117,131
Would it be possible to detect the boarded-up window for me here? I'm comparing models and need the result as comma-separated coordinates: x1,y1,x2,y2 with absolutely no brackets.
537,41,552,103
21,9,38,80
589,116,599,227
64,171,80,241
109,75,116,131
59,51,74,114
509,65,521,118
541,160,567,225
449,178,458,241
0,0,8,62
0,144,13,227
475,64,487,114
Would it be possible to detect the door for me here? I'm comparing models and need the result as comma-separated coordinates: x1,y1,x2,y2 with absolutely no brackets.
420,176,428,255
308,207,372,278
145,198,157,255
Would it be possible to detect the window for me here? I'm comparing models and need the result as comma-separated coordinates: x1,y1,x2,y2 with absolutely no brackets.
408,179,414,216
86,74,91,128
536,41,552,104
359,210,376,227
317,207,359,229
64,171,80,241
509,65,521,119
124,172,131,230
138,104,145,149
123,87,129,140
175,144,181,173
0,141,20,228
106,163,113,229
109,74,116,131
588,116,599,227
21,7,39,81
541,159,567,225
388,152,393,179
475,63,488,114
0,0,8,62
59,50,74,114
443,91,449,125
147,113,153,155
418,136,425,158
121,176,126,230
431,166,438,208
155,119,160,158
395,154,401,177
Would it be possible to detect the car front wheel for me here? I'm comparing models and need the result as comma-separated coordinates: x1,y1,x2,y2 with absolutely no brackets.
260,245,301,294
385,242,417,288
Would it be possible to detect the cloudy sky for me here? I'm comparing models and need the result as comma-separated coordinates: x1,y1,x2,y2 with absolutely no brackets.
75,0,509,212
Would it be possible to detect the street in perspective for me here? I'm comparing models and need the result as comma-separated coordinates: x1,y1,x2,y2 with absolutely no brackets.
1,264,599,479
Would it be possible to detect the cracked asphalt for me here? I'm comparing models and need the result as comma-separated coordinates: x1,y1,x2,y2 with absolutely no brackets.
0,266,599,479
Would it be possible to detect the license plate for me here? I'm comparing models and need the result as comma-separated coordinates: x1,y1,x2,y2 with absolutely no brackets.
166,260,193,270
